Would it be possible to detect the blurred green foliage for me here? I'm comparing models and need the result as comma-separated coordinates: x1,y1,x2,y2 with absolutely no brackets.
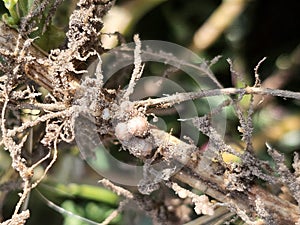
2,0,27,26
1,0,68,50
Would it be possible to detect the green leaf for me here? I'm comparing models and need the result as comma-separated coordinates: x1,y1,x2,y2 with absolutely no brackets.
51,183,119,206
33,24,66,51
3,0,18,10
2,0,19,26
17,0,34,16
2,13,18,26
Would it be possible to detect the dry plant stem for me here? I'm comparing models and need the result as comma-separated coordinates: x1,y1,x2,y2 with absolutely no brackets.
123,34,144,100
0,21,78,92
192,0,248,51
23,102,66,111
98,179,133,225
0,21,55,91
190,163,298,224
0,22,44,58
1,98,33,220
31,140,58,189
151,128,300,224
0,210,30,225
99,200,129,225
7,109,72,137
136,86,300,108
99,179,134,199
174,171,231,205
183,207,234,225
254,44,300,107
249,186,300,224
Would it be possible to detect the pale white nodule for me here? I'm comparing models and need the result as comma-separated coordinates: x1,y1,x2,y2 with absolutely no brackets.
102,108,111,120
115,122,132,141
127,116,148,137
